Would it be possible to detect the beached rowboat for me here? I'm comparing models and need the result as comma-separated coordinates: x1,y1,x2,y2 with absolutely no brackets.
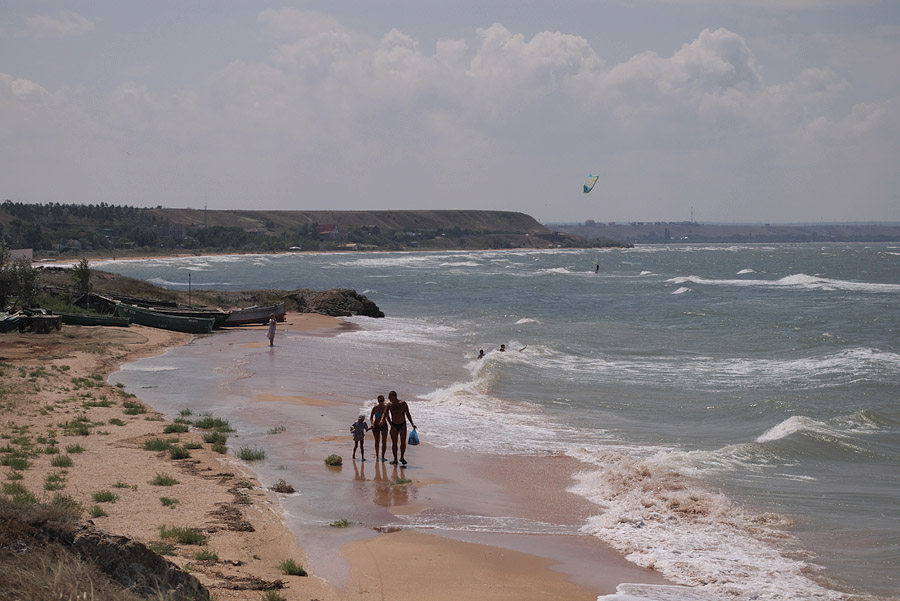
59,312,131,327
221,302,286,326
115,303,214,334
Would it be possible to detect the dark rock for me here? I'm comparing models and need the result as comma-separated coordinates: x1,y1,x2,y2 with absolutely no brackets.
71,523,210,601
286,288,384,318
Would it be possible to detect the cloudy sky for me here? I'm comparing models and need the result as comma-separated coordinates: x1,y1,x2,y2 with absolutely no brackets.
1,1,898,223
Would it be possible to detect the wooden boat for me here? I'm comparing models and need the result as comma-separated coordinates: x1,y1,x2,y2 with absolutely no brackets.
59,312,131,327
221,302,286,326
145,306,230,327
0,314,20,333
115,303,214,334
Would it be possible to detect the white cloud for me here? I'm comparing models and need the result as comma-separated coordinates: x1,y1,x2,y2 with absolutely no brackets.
22,11,94,38
1,8,896,221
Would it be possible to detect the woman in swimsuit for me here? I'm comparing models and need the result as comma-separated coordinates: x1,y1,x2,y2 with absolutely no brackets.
369,395,389,462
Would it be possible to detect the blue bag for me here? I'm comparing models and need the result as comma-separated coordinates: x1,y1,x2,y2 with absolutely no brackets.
408,428,420,446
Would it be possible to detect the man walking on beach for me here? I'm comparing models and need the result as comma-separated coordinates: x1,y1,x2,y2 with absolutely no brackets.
386,390,416,466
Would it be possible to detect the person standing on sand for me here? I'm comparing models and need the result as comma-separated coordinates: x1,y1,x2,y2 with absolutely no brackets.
386,390,416,466
266,314,276,347
350,414,369,461
369,395,389,462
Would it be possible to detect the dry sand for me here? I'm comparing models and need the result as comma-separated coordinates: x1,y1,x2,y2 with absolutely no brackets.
1,313,668,600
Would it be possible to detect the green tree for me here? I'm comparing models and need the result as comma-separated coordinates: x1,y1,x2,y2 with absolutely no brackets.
0,242,12,307
10,258,39,307
70,258,92,297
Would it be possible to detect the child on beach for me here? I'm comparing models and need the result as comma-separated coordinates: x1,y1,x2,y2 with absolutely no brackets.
350,414,369,461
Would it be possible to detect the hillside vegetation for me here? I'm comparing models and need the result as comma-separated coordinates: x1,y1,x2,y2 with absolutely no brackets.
0,202,628,256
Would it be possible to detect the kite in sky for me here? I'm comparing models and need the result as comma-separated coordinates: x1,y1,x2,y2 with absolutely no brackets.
584,174,599,193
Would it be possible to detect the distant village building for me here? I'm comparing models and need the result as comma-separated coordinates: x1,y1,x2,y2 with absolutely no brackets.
317,224,340,238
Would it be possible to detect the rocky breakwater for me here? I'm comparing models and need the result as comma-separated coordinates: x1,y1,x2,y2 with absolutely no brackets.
286,288,385,318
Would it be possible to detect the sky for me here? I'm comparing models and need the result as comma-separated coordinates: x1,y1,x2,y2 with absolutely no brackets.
1,1,898,224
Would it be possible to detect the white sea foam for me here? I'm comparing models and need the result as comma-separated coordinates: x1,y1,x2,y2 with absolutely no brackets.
671,287,691,295
640,270,654,275
515,318,541,325
597,583,720,601
568,449,844,601
667,273,900,293
736,268,756,274
117,364,179,372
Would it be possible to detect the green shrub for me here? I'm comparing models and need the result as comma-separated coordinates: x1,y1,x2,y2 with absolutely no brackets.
159,525,207,545
150,473,179,486
44,472,66,491
1,456,30,471
324,454,342,466
237,446,265,462
50,455,73,468
390,477,412,486
92,490,118,503
122,400,146,415
160,496,179,508
211,442,227,454
163,423,189,434
329,519,351,528
168,446,191,460
108,418,126,426
261,592,286,601
111,481,132,489
192,416,233,431
202,431,227,444
182,441,203,450
277,558,307,577
65,443,85,454
89,505,108,518
149,542,176,556
194,549,218,562
143,438,175,451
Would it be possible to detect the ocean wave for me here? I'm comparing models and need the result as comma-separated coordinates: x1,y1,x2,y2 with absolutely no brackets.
514,318,541,325
568,449,844,601
667,273,900,293
516,346,900,391
671,287,692,295
736,268,756,274
146,277,232,287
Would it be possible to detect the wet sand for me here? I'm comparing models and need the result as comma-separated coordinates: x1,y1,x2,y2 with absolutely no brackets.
1,313,671,600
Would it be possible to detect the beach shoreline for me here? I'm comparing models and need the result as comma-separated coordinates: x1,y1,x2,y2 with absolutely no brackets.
1,312,671,600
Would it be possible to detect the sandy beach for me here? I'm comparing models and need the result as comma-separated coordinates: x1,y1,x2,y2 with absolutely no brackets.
1,312,670,600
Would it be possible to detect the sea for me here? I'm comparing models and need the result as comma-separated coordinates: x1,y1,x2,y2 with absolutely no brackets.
98,243,899,601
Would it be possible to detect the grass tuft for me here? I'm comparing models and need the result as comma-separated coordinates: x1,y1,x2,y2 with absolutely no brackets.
324,454,342,466
194,549,218,562
277,558,308,576
329,518,351,528
168,446,191,460
237,446,265,462
163,423,189,434
89,505,108,518
149,473,179,487
160,496,179,508
91,490,118,503
143,438,175,451
50,455,73,468
192,415,234,431
159,525,207,545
